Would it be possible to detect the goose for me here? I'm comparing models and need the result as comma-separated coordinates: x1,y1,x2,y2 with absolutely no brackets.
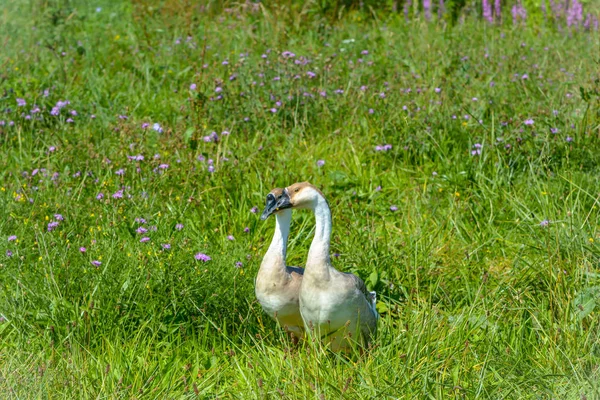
256,188,305,341
274,182,378,351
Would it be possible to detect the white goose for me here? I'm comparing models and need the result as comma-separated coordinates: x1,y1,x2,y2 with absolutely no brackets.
255,188,304,340
274,182,378,351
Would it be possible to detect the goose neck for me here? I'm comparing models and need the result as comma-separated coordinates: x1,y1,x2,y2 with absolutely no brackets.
265,210,291,261
307,195,332,268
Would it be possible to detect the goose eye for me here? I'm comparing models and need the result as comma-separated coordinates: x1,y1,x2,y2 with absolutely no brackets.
266,194,275,202
294,188,299,193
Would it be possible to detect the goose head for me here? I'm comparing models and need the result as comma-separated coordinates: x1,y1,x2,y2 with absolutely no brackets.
260,188,285,220
275,182,325,211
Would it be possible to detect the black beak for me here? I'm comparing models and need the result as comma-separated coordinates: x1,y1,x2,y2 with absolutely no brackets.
274,189,292,211
260,193,278,220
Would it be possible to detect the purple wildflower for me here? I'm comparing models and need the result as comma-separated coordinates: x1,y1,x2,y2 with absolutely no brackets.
512,1,527,24
91,260,102,267
136,227,148,234
316,159,325,167
16,98,26,107
423,0,431,20
162,244,171,250
540,220,550,227
140,237,150,243
483,0,493,23
195,253,211,262
235,261,243,268
6,250,13,257
566,136,573,142
8,235,17,242
112,190,124,199
175,224,184,231
390,205,398,212
47,221,59,232
244,227,250,233
227,235,235,241
54,214,64,221
190,83,197,90
152,123,163,133
80,247,86,253
524,119,534,125
251,206,259,214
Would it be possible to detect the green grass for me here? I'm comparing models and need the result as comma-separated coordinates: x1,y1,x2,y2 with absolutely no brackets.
1,0,599,398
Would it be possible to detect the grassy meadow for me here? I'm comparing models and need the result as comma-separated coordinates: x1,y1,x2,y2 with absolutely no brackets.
1,0,599,398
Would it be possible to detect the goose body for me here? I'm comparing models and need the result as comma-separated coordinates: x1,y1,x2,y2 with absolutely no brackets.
275,182,378,351
255,189,304,338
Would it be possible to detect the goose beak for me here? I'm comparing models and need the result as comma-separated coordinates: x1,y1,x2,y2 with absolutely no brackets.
260,194,278,220
274,190,292,210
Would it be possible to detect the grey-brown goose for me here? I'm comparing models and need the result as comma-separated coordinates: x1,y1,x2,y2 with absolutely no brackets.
255,188,304,340
274,182,377,351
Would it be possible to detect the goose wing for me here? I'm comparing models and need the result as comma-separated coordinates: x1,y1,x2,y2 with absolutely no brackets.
286,265,305,276
343,271,369,298
343,271,379,320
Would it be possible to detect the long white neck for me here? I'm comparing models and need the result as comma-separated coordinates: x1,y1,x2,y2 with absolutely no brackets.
261,210,291,269
306,194,332,280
